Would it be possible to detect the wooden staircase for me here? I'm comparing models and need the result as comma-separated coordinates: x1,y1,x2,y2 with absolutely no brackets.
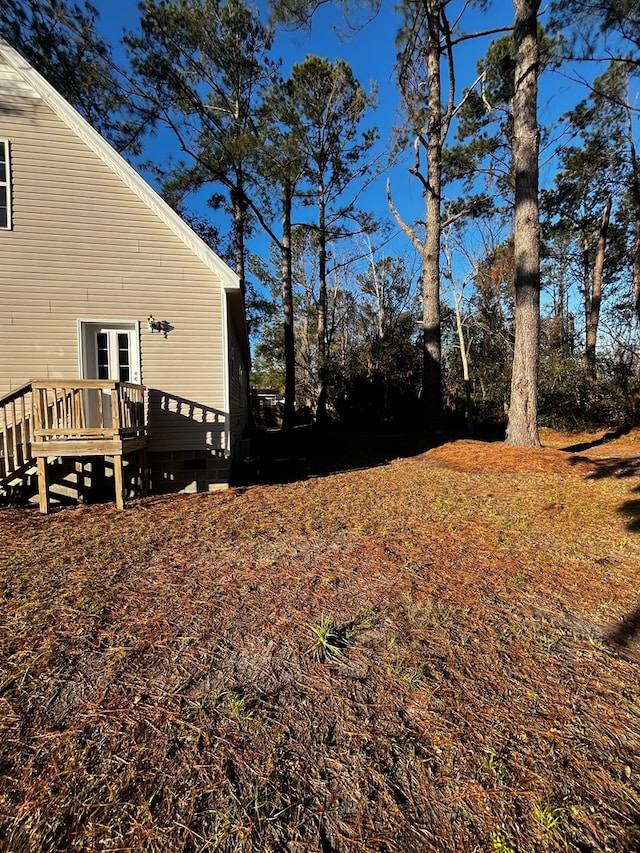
1,380,148,512
0,382,35,503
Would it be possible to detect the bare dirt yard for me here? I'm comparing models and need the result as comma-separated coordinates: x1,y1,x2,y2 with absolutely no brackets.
1,427,640,852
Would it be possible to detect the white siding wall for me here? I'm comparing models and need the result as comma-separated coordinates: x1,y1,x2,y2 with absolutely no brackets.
0,91,228,457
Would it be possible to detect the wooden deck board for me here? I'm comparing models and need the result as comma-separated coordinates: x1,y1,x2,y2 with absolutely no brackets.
32,436,147,457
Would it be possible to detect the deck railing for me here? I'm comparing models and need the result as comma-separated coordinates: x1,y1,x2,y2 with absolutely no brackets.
31,380,146,444
0,382,33,483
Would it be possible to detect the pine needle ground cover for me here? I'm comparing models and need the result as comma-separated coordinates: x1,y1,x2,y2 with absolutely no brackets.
1,429,640,852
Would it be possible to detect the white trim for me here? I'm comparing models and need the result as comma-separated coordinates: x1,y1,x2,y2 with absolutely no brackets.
0,38,240,294
77,319,86,379
0,138,11,230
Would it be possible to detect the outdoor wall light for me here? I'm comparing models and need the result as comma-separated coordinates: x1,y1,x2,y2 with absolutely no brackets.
147,315,173,338
147,315,162,333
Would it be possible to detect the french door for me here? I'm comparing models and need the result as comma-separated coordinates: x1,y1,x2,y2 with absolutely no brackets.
79,322,140,384
94,329,137,383
79,322,141,427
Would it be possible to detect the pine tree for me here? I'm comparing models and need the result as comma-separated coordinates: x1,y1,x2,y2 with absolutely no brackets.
505,0,541,447
277,55,377,424
124,0,278,293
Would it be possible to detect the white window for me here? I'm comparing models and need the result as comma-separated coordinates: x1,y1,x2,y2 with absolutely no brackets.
0,140,11,230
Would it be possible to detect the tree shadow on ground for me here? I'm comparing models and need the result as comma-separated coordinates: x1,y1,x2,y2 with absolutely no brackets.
605,604,640,650
617,495,640,533
568,453,640,533
562,425,631,453
584,456,640,480
237,425,440,484
237,423,510,485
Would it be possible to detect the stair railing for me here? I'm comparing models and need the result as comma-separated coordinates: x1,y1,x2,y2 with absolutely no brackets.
0,382,34,485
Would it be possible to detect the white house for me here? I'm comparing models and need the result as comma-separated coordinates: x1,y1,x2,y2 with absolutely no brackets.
0,39,250,509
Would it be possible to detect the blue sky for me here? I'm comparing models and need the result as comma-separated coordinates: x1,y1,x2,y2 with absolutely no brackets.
94,0,410,238
89,0,635,298
91,1,517,218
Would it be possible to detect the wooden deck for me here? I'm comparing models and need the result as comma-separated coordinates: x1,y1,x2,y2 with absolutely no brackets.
1,380,147,512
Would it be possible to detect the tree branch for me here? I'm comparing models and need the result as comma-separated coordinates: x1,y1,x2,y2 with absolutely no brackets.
386,178,424,254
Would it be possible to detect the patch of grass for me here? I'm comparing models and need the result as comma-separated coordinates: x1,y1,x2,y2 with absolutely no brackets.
490,826,518,853
528,626,559,655
356,604,377,629
485,750,509,783
402,663,427,688
533,801,563,831
208,781,289,850
390,661,429,690
225,691,253,721
306,616,349,662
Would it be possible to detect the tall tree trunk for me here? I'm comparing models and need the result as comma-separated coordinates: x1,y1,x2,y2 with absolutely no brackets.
583,234,591,351
632,172,640,323
421,1,444,435
505,0,541,448
626,85,640,322
389,0,453,436
367,248,385,339
232,182,247,298
316,188,329,424
585,196,611,375
281,182,296,431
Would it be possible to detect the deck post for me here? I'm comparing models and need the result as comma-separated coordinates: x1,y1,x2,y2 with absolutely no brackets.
75,459,86,503
114,455,125,511
37,456,50,514
140,447,148,497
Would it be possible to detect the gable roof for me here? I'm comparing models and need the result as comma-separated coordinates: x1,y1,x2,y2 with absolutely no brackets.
0,38,241,298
